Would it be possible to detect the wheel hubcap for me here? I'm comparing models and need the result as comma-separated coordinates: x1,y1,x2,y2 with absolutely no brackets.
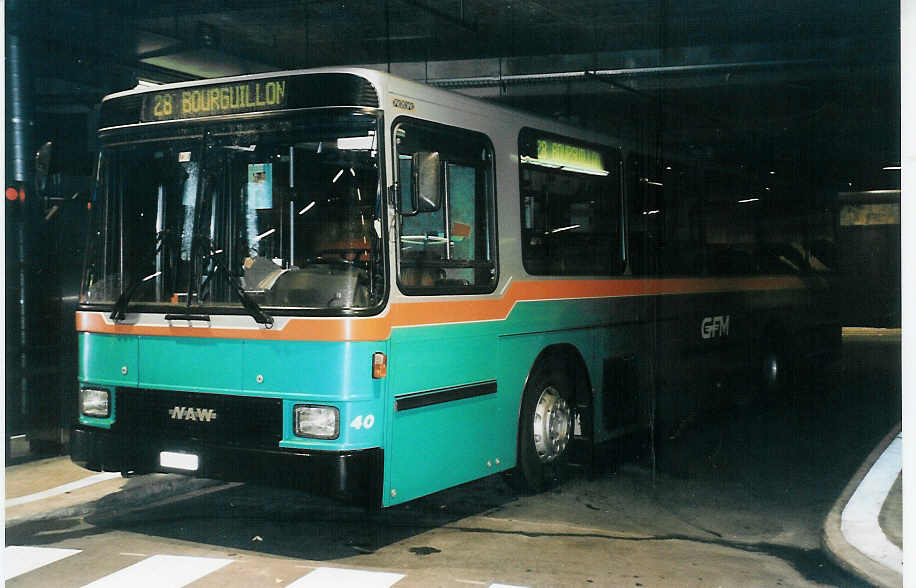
532,386,571,463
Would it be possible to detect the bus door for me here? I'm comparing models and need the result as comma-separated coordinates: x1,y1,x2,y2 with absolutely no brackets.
385,119,502,505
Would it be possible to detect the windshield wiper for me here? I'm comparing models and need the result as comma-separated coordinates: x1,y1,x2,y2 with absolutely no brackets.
228,272,274,328
197,240,273,328
110,270,162,321
110,231,170,321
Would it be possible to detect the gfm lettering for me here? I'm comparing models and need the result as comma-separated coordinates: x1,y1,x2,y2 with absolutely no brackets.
701,315,730,339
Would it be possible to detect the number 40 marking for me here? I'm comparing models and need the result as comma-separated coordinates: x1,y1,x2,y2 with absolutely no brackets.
349,414,375,430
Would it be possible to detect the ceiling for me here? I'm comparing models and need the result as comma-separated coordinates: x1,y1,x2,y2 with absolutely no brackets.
16,0,902,195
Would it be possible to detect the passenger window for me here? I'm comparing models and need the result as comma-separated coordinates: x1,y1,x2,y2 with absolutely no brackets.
518,129,623,275
627,156,706,276
395,121,497,293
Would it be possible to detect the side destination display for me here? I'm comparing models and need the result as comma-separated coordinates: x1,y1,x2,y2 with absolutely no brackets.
142,79,289,121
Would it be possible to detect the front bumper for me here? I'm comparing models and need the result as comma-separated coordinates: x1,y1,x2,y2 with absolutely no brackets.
70,426,383,506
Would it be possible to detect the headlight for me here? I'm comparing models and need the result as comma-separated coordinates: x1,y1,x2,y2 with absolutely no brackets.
294,405,339,439
80,387,110,418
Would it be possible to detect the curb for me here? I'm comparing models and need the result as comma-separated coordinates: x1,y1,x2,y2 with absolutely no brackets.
822,423,903,588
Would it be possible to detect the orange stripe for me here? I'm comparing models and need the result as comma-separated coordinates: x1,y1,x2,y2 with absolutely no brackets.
74,312,393,342
76,276,807,341
390,276,806,327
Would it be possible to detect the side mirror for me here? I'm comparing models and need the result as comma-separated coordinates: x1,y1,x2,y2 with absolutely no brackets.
35,141,54,194
411,151,441,213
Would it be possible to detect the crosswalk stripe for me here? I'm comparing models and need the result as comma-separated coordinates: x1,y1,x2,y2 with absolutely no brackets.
285,566,405,588
5,472,122,507
4,546,82,580
80,554,233,588
7,545,527,588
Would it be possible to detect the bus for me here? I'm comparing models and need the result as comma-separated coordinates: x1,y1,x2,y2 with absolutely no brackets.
70,67,839,507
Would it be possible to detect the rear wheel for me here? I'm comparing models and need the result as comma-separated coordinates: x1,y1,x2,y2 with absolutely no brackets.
513,365,575,493
762,350,785,391
759,332,804,405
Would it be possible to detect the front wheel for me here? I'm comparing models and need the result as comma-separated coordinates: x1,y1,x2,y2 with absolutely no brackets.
513,366,575,493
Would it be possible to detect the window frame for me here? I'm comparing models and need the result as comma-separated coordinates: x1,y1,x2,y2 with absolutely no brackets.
392,116,499,296
80,108,391,318
518,127,625,277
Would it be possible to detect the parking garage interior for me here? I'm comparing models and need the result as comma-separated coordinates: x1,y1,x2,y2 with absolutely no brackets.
5,0,901,461
2,3,906,586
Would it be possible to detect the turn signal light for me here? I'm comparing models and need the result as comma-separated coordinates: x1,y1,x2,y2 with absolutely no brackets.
372,352,387,379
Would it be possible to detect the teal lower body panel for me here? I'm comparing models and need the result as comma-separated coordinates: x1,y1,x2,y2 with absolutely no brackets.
385,385,508,505
381,310,620,506
77,333,391,505
74,284,836,507
384,327,510,505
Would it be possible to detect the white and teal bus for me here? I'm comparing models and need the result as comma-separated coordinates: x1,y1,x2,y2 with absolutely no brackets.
72,67,839,507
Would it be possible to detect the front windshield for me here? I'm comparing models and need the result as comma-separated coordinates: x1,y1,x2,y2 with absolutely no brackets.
81,111,384,314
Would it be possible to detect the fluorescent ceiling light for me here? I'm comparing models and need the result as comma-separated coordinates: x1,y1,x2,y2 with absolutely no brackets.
254,228,276,241
548,224,581,234
337,135,376,151
521,156,609,176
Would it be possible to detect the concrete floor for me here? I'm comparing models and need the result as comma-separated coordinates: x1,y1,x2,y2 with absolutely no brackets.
5,331,901,587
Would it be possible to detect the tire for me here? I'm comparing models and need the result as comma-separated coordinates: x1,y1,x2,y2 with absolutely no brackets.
513,364,575,493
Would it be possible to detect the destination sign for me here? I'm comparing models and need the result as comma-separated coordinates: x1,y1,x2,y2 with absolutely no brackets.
536,139,604,173
141,79,289,122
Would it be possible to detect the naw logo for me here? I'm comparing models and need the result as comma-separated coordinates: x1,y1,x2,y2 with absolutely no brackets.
701,315,730,339
168,406,217,422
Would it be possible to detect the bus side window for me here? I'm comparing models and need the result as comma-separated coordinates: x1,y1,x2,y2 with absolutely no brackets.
395,121,496,293
518,129,623,276
626,154,663,276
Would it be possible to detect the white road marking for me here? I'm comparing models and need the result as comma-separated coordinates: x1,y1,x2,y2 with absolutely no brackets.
8,546,528,588
4,546,82,580
841,432,902,572
5,472,122,507
80,554,233,588
285,566,405,587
